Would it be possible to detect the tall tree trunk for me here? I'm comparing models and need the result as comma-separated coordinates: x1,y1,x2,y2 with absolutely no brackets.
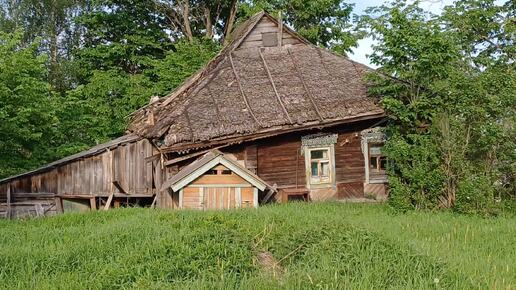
223,0,237,44
182,0,193,42
204,5,213,39
49,2,59,89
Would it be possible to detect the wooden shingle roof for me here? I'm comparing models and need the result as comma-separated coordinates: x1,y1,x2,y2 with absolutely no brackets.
129,11,384,152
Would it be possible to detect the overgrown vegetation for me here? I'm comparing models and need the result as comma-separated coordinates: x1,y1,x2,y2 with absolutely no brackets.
0,203,514,289
362,1,515,214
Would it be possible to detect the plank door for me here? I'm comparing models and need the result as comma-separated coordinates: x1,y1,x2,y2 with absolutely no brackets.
202,187,239,210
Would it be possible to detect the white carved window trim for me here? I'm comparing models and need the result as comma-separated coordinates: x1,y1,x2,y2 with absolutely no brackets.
361,128,387,184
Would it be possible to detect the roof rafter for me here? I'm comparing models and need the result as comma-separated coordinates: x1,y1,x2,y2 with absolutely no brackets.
229,52,262,127
287,48,324,122
258,49,293,124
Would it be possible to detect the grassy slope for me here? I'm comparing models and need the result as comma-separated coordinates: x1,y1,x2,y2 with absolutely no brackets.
0,203,514,289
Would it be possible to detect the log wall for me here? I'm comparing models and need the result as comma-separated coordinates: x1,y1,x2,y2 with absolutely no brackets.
223,121,378,200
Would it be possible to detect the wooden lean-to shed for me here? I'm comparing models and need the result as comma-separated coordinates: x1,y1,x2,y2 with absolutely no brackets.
161,150,269,210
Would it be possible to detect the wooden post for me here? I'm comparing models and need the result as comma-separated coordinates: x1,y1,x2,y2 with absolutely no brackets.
253,187,259,208
179,189,184,209
103,193,114,210
236,187,241,208
6,185,11,219
90,197,97,210
54,197,63,214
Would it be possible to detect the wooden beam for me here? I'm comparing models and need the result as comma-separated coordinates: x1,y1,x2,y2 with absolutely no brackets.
287,48,324,122
54,197,63,214
112,180,127,194
150,194,158,208
34,204,44,217
229,52,262,127
258,49,293,124
103,193,114,210
6,185,11,219
90,197,96,210
164,144,230,166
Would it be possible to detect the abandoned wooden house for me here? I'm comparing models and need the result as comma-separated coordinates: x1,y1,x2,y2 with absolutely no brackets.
0,11,388,218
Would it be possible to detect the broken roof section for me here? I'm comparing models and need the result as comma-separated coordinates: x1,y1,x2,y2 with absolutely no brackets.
129,11,384,152
161,150,270,192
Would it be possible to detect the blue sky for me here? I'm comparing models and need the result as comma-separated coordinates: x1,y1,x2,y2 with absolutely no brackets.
347,0,456,67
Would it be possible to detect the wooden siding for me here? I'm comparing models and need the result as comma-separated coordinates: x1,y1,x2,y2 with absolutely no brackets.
227,122,376,199
335,132,366,184
1,139,158,218
256,135,305,188
364,183,388,200
238,16,302,50
241,187,255,208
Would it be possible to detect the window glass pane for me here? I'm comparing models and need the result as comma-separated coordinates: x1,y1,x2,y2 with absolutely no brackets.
206,169,217,175
311,162,319,177
320,162,330,177
221,170,232,175
310,149,328,159
370,157,378,169
311,150,322,159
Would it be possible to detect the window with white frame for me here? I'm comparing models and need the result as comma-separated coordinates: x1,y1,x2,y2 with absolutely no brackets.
305,146,334,186
369,143,387,173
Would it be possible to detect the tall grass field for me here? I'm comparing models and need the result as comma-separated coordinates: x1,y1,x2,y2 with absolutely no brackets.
0,203,514,289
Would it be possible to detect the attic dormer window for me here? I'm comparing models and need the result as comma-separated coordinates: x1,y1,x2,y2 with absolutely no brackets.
262,32,278,47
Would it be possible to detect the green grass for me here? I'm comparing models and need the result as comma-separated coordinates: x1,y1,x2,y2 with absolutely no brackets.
0,203,514,289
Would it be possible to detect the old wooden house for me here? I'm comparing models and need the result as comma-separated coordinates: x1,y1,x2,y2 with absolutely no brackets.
0,11,388,218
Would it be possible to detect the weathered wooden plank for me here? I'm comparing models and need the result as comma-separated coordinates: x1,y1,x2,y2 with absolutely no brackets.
103,193,114,210
259,49,292,124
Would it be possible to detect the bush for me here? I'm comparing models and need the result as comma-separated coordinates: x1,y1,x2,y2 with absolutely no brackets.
455,174,499,216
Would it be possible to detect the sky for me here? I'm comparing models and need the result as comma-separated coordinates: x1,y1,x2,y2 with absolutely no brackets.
347,0,456,68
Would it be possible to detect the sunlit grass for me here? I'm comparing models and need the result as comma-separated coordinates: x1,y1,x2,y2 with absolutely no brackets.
0,203,514,289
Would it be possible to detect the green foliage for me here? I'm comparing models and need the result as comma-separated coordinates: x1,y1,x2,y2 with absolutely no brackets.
0,31,57,177
0,203,515,288
362,1,515,214
384,131,445,211
152,39,220,96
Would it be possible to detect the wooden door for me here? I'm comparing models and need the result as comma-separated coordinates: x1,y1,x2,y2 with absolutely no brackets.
202,187,240,210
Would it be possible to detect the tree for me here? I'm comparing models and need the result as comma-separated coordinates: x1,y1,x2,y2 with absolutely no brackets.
0,0,89,92
153,0,239,41
0,31,57,178
362,1,515,214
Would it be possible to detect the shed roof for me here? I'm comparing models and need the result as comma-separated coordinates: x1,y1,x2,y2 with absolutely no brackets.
128,11,384,152
161,150,270,192
0,134,141,184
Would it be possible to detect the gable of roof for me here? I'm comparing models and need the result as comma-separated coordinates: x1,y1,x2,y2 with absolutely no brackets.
161,150,269,192
128,11,384,152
